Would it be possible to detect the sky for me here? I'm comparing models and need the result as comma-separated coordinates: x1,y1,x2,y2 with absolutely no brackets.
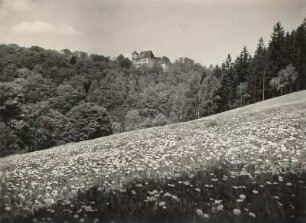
0,0,305,66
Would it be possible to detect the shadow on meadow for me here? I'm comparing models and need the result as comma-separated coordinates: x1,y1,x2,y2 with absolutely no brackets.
2,165,306,223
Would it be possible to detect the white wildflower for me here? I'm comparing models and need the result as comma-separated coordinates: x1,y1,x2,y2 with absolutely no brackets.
203,213,210,219
249,212,256,218
5,206,11,211
159,201,166,206
196,209,203,216
233,208,241,215
252,190,258,194
216,204,224,211
239,194,246,200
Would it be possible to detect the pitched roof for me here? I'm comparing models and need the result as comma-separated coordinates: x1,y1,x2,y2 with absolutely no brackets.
137,51,155,59
155,57,168,64
155,57,162,62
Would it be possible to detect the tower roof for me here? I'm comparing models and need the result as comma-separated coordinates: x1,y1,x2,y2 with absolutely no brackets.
137,51,155,59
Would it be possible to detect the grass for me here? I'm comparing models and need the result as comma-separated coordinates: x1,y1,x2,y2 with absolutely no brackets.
5,167,306,223
0,91,306,223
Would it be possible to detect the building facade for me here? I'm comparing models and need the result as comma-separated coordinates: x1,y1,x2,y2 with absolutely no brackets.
132,50,170,71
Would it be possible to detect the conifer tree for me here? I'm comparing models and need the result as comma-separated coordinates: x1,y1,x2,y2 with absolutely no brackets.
247,37,267,102
231,47,251,106
217,55,235,111
267,22,288,96
293,19,306,90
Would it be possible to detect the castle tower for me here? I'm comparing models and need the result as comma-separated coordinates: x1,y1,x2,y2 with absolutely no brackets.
132,51,138,67
132,51,138,60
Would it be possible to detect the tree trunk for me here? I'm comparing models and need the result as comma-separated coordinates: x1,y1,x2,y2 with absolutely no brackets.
297,50,300,91
240,87,242,107
280,87,283,96
196,106,200,119
262,69,265,101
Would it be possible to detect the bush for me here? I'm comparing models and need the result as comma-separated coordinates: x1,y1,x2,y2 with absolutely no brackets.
152,113,168,126
67,103,112,141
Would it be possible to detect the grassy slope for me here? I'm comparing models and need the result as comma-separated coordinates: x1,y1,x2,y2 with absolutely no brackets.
0,91,306,222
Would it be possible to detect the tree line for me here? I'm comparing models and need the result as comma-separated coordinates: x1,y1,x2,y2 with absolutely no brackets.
0,20,305,156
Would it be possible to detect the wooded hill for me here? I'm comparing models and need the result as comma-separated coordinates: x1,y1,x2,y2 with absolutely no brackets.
0,20,305,156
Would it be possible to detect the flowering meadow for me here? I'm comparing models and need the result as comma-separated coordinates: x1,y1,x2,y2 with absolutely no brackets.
0,91,306,223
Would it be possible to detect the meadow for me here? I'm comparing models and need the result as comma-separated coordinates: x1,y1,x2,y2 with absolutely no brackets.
0,91,306,223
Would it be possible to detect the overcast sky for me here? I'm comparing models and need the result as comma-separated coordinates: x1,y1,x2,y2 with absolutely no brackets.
0,0,305,66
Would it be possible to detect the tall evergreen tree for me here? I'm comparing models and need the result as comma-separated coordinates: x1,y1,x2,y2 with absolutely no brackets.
293,19,306,90
218,55,235,112
247,37,267,102
267,22,288,96
231,47,251,106
235,47,251,83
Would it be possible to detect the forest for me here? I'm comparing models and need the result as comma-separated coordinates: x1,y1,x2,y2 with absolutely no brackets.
0,20,305,157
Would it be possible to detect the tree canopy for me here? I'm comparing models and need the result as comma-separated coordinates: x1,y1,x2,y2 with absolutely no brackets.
0,19,305,157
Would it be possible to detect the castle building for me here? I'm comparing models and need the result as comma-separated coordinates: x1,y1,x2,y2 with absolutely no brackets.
132,50,170,71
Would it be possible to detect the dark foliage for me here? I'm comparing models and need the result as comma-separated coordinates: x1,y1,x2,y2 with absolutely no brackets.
0,19,305,156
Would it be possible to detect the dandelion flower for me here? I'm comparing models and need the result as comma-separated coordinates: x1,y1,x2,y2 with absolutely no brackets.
159,201,166,206
196,209,203,216
183,181,190,186
171,195,179,201
233,208,242,215
249,212,256,218
5,206,11,211
203,213,210,219
239,194,246,200
83,205,93,212
216,204,224,211
73,214,79,219
152,190,158,194
44,198,55,206
164,192,172,197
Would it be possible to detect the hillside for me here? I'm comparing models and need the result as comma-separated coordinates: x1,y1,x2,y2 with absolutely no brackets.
2,17,306,157
0,91,306,222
